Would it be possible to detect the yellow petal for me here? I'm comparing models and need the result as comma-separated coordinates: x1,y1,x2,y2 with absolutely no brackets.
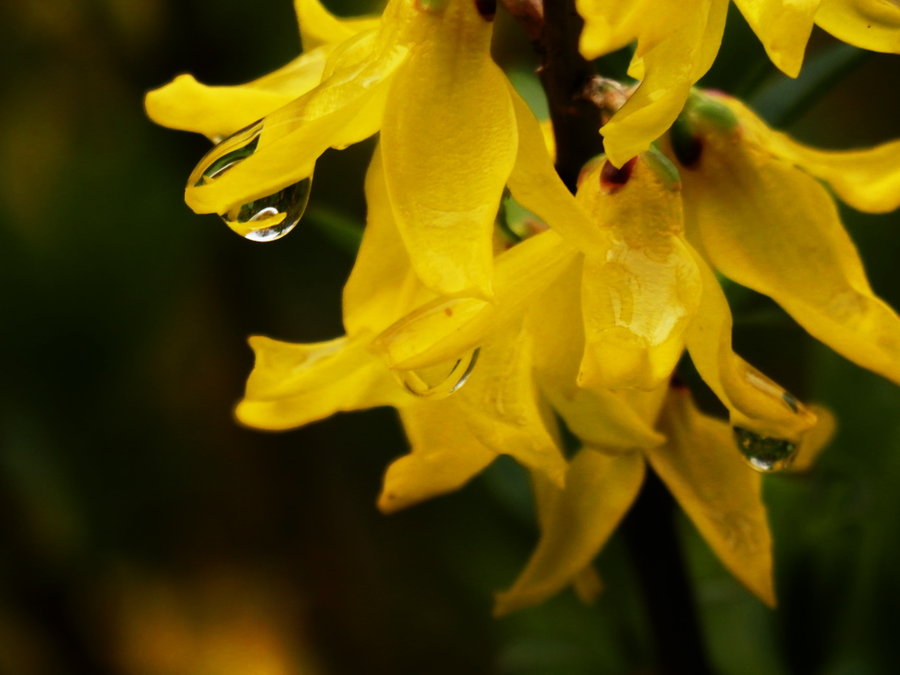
815,0,900,53
600,0,728,167
647,388,775,606
343,147,430,336
450,323,568,486
575,154,702,390
788,404,837,472
721,94,900,213
380,2,517,297
185,30,407,215
505,84,611,254
378,401,496,513
685,250,819,440
733,0,820,77
526,258,669,450
493,448,645,615
681,122,900,385
235,333,408,430
577,0,648,59
144,48,329,140
294,0,380,49
374,229,577,370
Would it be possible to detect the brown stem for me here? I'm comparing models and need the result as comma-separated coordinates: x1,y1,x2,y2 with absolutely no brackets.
502,0,604,191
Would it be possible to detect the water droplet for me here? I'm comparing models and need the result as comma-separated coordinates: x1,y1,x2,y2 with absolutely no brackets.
221,177,312,242
733,427,797,472
398,348,480,399
192,121,263,187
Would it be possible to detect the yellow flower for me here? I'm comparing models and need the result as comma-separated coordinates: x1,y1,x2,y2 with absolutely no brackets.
576,0,900,166
668,91,900,385
146,0,604,298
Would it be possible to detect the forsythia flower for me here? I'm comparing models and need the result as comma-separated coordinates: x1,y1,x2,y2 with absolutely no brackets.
576,0,900,166
146,0,603,297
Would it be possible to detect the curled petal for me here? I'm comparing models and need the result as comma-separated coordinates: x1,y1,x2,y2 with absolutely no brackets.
374,229,577,370
720,95,900,213
648,389,775,606
144,48,329,140
733,0,820,77
599,0,727,166
294,0,380,49
236,333,408,430
493,448,645,615
379,402,496,513
185,31,407,215
685,251,818,440
815,0,900,52
381,2,517,297
682,123,900,385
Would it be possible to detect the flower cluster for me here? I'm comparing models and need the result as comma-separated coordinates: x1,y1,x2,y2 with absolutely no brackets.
147,0,900,612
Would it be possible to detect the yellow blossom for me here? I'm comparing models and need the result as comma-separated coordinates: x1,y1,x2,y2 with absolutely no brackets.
145,0,603,297
576,0,900,166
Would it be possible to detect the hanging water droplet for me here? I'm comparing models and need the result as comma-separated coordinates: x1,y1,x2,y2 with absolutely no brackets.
221,177,312,242
733,426,797,472
191,121,263,187
398,348,480,399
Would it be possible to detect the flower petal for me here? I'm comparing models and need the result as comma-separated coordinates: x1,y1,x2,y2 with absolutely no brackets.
647,388,775,606
380,2,517,297
787,404,837,472
600,0,727,167
815,0,900,53
720,94,900,213
343,147,431,336
577,0,650,58
493,448,645,615
685,250,818,440
526,258,668,450
733,0,820,77
235,333,408,430
575,155,702,390
374,229,577,370
185,31,407,215
505,85,610,254
378,402,496,513
294,0,380,49
144,48,329,140
681,121,900,385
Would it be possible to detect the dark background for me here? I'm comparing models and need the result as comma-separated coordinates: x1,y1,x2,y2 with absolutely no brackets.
1,1,899,673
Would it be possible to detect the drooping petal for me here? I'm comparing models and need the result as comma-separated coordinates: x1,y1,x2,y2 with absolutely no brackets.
681,120,900,385
144,48,330,140
185,30,407,215
719,94,900,213
493,448,645,615
733,0,821,77
374,229,577,370
576,154,702,391
526,258,668,450
380,1,517,297
343,147,431,336
684,250,819,441
577,0,651,58
449,322,568,487
599,0,728,167
647,389,775,606
787,404,837,472
294,0,380,50
505,85,611,255
235,333,409,430
379,402,496,513
815,0,900,53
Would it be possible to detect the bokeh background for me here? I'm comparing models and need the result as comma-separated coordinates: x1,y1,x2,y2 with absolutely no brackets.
1,1,899,673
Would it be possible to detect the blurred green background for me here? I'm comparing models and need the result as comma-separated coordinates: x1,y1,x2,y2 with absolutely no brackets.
0,1,898,673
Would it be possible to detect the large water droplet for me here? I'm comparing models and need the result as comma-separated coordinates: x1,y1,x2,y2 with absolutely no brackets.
398,348,480,399
221,177,312,242
733,427,797,472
